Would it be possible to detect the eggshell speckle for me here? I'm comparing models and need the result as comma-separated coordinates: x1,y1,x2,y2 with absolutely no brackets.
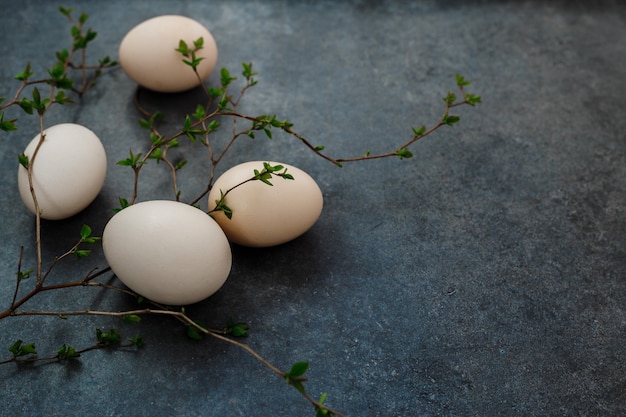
102,200,232,306
17,123,107,220
208,161,323,247
119,15,218,93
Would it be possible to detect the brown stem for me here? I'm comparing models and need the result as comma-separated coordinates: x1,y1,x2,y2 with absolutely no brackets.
11,247,26,308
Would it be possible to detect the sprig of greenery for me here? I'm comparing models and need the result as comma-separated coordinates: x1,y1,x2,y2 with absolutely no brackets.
208,162,295,219
0,328,144,365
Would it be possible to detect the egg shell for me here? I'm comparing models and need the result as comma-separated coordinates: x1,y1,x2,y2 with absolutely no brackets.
208,161,323,247
119,15,218,93
102,200,232,306
17,123,107,220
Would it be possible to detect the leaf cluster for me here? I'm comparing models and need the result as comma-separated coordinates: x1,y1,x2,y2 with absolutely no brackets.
176,38,205,70
249,114,294,140
0,6,117,134
8,339,37,358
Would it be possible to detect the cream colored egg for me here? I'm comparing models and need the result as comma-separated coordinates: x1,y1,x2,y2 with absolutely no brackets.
17,123,107,220
119,15,218,93
208,161,323,247
102,200,232,306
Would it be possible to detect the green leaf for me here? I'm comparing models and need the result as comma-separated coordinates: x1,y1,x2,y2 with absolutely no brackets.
31,87,50,114
73,249,92,259
19,342,37,356
17,269,33,281
175,159,188,170
226,318,249,337
9,340,37,357
443,91,457,105
73,36,87,49
442,113,460,126
150,132,163,146
217,94,231,110
466,93,482,106
78,12,88,24
53,76,73,90
214,191,233,219
8,340,22,355
85,29,97,43
412,125,426,137
82,236,101,244
56,48,70,63
98,55,117,66
186,320,208,341
48,62,65,79
138,118,151,130
193,37,204,49
149,147,162,160
455,73,471,87
316,393,330,417
58,6,73,16
18,98,33,115
32,87,41,105
176,39,189,56
314,145,325,151
285,362,309,395
0,113,18,132
117,150,144,168
80,224,92,239
193,104,205,120
396,148,413,159
127,334,145,348
114,197,130,212
207,120,220,132
14,63,34,81
123,315,142,324
220,68,236,87
288,361,309,378
241,62,258,79
54,90,74,104
266,163,283,172
96,328,121,345
183,56,205,68
57,344,80,359
254,169,273,186
208,87,223,99
183,115,192,131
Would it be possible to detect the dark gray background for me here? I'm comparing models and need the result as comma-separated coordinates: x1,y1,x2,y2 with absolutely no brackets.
1,0,625,416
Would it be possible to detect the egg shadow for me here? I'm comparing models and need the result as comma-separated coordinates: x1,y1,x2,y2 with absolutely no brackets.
133,85,213,121
183,226,329,321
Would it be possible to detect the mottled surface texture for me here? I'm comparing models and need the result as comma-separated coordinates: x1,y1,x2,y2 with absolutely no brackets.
1,1,625,416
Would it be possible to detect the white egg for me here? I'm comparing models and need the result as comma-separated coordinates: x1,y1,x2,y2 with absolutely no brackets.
102,200,232,306
17,123,107,220
119,15,218,93
208,161,324,247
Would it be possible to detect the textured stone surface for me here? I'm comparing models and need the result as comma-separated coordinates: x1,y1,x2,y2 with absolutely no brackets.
1,1,625,416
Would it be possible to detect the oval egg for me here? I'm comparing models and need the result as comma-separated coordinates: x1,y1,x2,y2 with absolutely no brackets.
17,123,107,220
102,200,232,306
119,15,218,93
208,161,323,247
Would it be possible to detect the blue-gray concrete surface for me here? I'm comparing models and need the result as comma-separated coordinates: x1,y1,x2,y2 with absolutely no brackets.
1,1,625,416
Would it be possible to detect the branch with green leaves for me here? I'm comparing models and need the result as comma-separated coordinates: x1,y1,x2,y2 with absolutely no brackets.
126,45,480,208
1,6,481,417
